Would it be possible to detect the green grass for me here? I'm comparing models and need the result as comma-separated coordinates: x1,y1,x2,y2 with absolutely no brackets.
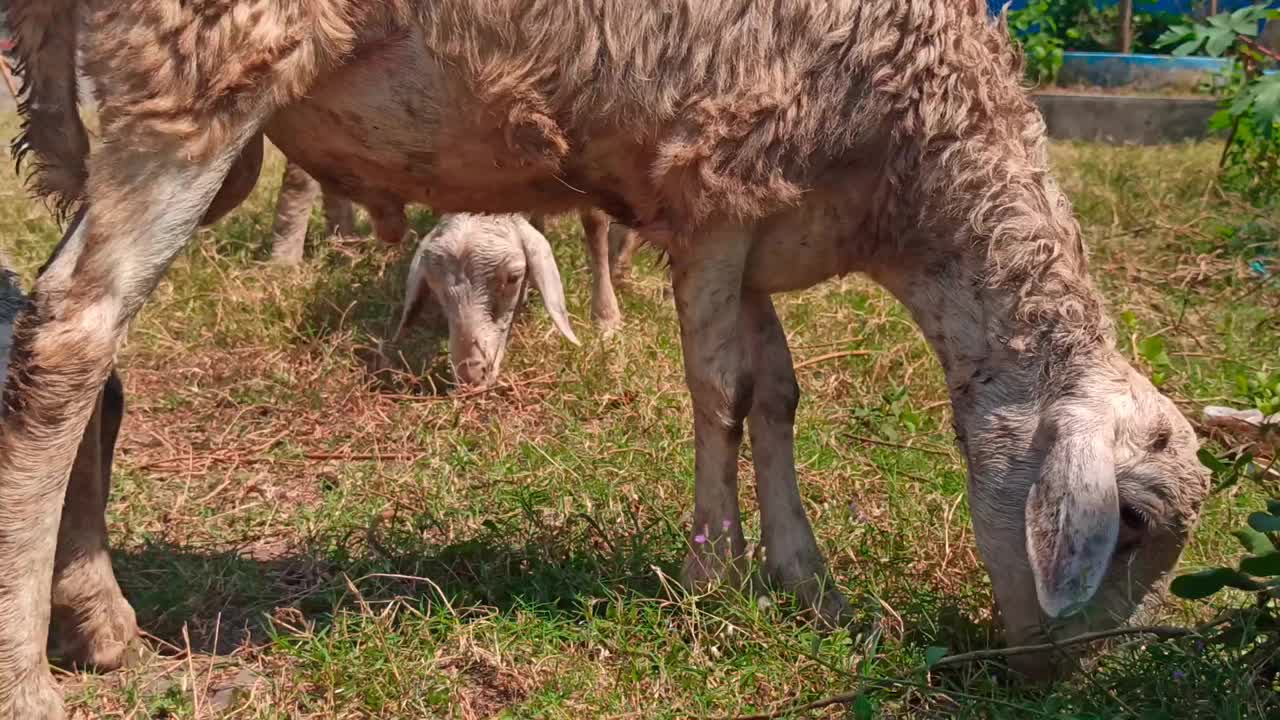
2,120,1279,717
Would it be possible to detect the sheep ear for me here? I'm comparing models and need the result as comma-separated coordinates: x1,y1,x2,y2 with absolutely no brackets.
517,218,579,346
396,236,438,340
1024,413,1119,618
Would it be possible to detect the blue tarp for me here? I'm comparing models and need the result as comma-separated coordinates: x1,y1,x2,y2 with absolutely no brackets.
988,1,1274,13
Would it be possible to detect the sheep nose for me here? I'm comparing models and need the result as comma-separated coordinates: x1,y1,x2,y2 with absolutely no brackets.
454,359,492,387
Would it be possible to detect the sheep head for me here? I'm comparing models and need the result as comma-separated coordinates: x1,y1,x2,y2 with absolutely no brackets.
961,354,1209,679
397,214,578,388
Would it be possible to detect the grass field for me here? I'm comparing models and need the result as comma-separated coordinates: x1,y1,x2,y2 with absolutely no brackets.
2,120,1278,718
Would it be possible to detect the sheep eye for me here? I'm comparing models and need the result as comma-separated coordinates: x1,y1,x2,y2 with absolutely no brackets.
1150,429,1171,452
1120,504,1147,530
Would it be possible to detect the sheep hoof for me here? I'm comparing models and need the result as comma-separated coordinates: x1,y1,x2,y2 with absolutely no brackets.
801,585,853,630
270,251,304,267
681,547,750,596
49,591,139,673
595,315,623,339
3,669,65,720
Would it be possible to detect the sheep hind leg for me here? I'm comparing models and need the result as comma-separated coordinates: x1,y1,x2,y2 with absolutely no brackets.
322,190,356,239
270,160,320,266
670,225,752,595
608,223,640,285
48,371,136,672
0,120,266,720
743,293,850,626
579,208,622,336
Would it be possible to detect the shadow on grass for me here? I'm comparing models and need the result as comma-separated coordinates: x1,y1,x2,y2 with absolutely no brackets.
101,517,1268,718
112,509,684,656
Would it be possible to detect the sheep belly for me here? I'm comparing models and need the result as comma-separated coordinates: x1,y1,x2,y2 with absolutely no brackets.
744,190,879,294
266,25,588,219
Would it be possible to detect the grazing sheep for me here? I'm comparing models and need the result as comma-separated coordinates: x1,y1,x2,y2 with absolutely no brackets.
397,213,573,388
398,211,640,387
1,2,1212,716
268,162,642,339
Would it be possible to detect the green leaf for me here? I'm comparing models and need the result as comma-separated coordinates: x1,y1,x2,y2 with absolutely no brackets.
1232,19,1260,37
1229,7,1262,37
1139,336,1171,367
1266,499,1280,516
925,646,948,668
852,694,876,720
1232,452,1256,474
1171,567,1263,599
1198,447,1228,474
1208,108,1236,131
1249,511,1280,533
1156,25,1195,49
1229,89,1255,117
1249,75,1280,131
1206,28,1237,57
1172,38,1205,57
1240,552,1280,577
1233,527,1275,557
1237,373,1252,397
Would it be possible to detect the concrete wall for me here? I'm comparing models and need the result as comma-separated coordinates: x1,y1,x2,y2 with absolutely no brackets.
1033,92,1221,144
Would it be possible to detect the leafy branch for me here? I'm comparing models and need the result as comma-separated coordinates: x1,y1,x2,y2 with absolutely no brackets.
1159,4,1280,204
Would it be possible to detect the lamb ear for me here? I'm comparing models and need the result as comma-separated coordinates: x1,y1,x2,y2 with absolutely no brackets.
1025,415,1120,618
517,218,579,346
396,236,438,340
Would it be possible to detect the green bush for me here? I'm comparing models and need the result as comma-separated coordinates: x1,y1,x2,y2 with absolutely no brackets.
1007,1,1067,84
1159,4,1280,208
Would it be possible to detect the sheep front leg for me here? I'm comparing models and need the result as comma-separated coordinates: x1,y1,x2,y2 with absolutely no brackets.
579,209,623,336
743,293,849,625
670,226,752,593
49,371,136,671
0,126,262,720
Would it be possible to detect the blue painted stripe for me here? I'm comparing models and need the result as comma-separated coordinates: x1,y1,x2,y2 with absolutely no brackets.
1065,51,1230,70
1058,50,1277,87
991,1,1275,12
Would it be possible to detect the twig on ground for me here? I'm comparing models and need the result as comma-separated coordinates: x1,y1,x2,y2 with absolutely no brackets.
1096,222,1158,243
134,449,425,472
846,433,956,459
793,350,873,371
731,625,1197,720
380,372,556,402
930,625,1193,669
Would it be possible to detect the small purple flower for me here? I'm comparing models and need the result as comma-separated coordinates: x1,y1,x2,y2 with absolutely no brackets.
693,534,707,545
721,519,733,532
1172,669,1186,682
